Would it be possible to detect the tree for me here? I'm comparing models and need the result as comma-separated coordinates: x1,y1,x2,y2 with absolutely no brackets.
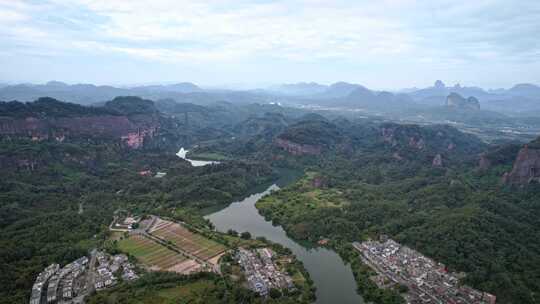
240,231,251,239
269,288,282,299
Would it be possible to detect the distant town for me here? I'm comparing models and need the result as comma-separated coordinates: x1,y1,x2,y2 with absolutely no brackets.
354,237,497,304
30,250,138,304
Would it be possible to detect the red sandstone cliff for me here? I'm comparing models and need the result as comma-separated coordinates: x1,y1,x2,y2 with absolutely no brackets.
0,114,158,148
504,145,540,184
274,138,322,156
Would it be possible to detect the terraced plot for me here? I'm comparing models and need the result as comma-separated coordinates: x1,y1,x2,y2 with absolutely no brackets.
118,235,188,270
151,222,227,261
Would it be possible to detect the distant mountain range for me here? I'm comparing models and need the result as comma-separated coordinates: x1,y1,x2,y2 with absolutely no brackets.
269,80,540,101
0,81,202,105
1,80,539,115
266,80,540,114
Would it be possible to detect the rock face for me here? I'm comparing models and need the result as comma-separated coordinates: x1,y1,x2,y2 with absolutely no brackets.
432,154,444,167
0,115,157,148
408,137,425,150
275,138,321,156
311,176,327,188
381,125,427,150
478,153,491,171
0,97,162,149
381,127,397,146
505,145,540,184
445,93,480,110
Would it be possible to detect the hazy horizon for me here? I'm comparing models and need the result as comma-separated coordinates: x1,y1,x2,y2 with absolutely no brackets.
1,0,539,89
1,79,538,92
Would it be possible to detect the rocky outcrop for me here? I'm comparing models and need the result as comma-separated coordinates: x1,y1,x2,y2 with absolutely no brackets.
275,138,321,156
478,153,491,171
504,145,540,184
311,176,327,188
381,127,397,146
392,152,403,160
408,137,425,150
0,115,158,148
445,93,480,110
432,154,444,167
381,126,426,150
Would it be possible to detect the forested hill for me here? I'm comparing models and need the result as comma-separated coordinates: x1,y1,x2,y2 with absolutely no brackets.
246,120,540,303
0,97,282,303
0,96,165,149
0,96,159,117
204,116,488,170
184,108,540,303
0,97,118,118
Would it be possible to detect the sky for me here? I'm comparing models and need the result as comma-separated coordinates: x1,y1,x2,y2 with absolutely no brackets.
0,0,539,89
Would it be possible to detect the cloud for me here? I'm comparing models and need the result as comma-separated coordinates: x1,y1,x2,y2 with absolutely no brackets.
0,0,538,87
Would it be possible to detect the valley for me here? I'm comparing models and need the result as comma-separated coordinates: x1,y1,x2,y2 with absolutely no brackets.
3,2,540,303
1,87,540,304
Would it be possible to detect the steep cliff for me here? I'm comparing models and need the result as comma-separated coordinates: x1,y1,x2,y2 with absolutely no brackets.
476,143,521,171
504,144,540,184
274,138,322,155
0,97,159,148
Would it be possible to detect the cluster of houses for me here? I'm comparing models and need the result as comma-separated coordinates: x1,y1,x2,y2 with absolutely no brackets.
30,264,60,304
111,215,141,231
235,248,294,296
95,251,138,290
353,238,497,304
30,257,88,304
29,251,138,304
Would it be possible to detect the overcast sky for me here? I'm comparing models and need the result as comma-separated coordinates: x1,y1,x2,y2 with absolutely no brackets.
0,0,539,89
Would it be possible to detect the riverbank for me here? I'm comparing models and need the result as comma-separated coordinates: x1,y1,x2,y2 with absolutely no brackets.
205,178,365,304
253,173,411,304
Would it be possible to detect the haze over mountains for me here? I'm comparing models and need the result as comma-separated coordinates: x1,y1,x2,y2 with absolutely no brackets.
1,80,540,113
3,79,540,148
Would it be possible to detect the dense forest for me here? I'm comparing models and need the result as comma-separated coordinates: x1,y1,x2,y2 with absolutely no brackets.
251,119,540,304
3,96,540,304
0,98,324,303
0,125,275,303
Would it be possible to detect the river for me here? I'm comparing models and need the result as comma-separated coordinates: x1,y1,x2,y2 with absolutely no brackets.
204,172,364,304
176,147,220,167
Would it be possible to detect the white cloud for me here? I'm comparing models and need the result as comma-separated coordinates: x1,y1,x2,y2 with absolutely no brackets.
34,0,418,63
0,0,538,87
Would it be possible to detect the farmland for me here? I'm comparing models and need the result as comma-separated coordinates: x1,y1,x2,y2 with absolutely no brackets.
118,235,189,271
150,220,227,261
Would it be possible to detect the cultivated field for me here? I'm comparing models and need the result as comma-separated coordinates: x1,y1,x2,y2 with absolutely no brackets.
118,234,188,271
151,221,227,261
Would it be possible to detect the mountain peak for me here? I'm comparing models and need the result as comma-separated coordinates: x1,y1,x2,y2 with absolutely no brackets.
445,92,480,110
434,80,446,89
46,81,69,87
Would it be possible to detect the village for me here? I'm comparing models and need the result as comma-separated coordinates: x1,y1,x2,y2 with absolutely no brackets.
235,247,295,297
353,237,497,304
29,250,138,304
30,213,305,303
